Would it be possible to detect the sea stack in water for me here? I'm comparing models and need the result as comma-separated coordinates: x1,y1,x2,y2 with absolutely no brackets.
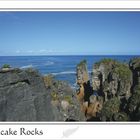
76,60,92,103
76,60,102,120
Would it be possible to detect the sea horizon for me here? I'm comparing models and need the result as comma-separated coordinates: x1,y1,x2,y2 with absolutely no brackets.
0,55,139,87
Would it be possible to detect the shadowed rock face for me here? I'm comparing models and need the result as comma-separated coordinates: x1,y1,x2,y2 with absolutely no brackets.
76,58,140,121
76,60,93,103
76,60,102,120
128,58,140,120
91,59,133,121
129,58,140,90
92,59,132,101
0,68,55,121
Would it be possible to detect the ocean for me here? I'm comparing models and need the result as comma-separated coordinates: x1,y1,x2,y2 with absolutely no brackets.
0,55,139,87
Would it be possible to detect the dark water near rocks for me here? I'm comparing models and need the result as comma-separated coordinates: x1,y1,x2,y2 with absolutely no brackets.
0,55,139,87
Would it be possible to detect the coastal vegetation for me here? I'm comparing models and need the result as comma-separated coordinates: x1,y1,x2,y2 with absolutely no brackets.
114,62,131,80
2,64,10,68
101,97,121,121
95,58,116,66
2,64,11,68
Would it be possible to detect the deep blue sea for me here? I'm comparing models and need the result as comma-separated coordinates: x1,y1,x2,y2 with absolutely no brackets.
0,55,139,87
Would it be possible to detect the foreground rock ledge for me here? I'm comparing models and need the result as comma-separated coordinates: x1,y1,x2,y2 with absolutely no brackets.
0,68,54,121
0,68,85,121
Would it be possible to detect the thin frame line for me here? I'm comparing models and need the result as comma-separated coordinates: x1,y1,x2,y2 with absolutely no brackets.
0,122,140,125
1,139,140,140
0,8,140,10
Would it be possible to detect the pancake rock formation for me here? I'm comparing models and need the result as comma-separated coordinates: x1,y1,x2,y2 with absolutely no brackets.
0,68,54,121
76,58,140,121
0,67,84,121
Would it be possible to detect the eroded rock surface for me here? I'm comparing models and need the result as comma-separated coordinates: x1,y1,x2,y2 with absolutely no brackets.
92,59,132,101
0,68,54,121
44,75,85,121
128,58,140,120
76,60,103,121
1,57,140,121
76,58,140,121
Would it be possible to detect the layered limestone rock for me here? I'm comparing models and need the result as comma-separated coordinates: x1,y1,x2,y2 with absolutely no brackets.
101,97,121,121
76,58,140,121
128,58,140,120
44,74,86,121
86,95,103,120
76,60,89,85
0,67,85,121
129,57,140,90
92,59,132,101
0,68,54,121
1,57,140,121
91,59,133,121
76,60,103,120
76,60,92,103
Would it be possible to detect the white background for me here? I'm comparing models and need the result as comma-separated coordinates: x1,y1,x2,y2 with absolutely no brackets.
0,0,140,9
0,123,140,139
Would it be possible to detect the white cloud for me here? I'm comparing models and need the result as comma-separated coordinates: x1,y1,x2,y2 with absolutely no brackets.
48,50,53,53
39,49,47,53
27,50,34,53
16,50,21,53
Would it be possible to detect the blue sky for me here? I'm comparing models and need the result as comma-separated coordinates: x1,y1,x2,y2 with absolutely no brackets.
0,12,140,56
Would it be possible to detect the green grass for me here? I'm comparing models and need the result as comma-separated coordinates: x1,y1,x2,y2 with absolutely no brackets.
94,58,131,81
2,64,11,68
95,58,116,67
77,59,87,67
114,63,131,80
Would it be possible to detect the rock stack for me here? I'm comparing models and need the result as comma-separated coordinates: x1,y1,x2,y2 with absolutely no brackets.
76,60,102,120
128,58,140,120
76,57,140,121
